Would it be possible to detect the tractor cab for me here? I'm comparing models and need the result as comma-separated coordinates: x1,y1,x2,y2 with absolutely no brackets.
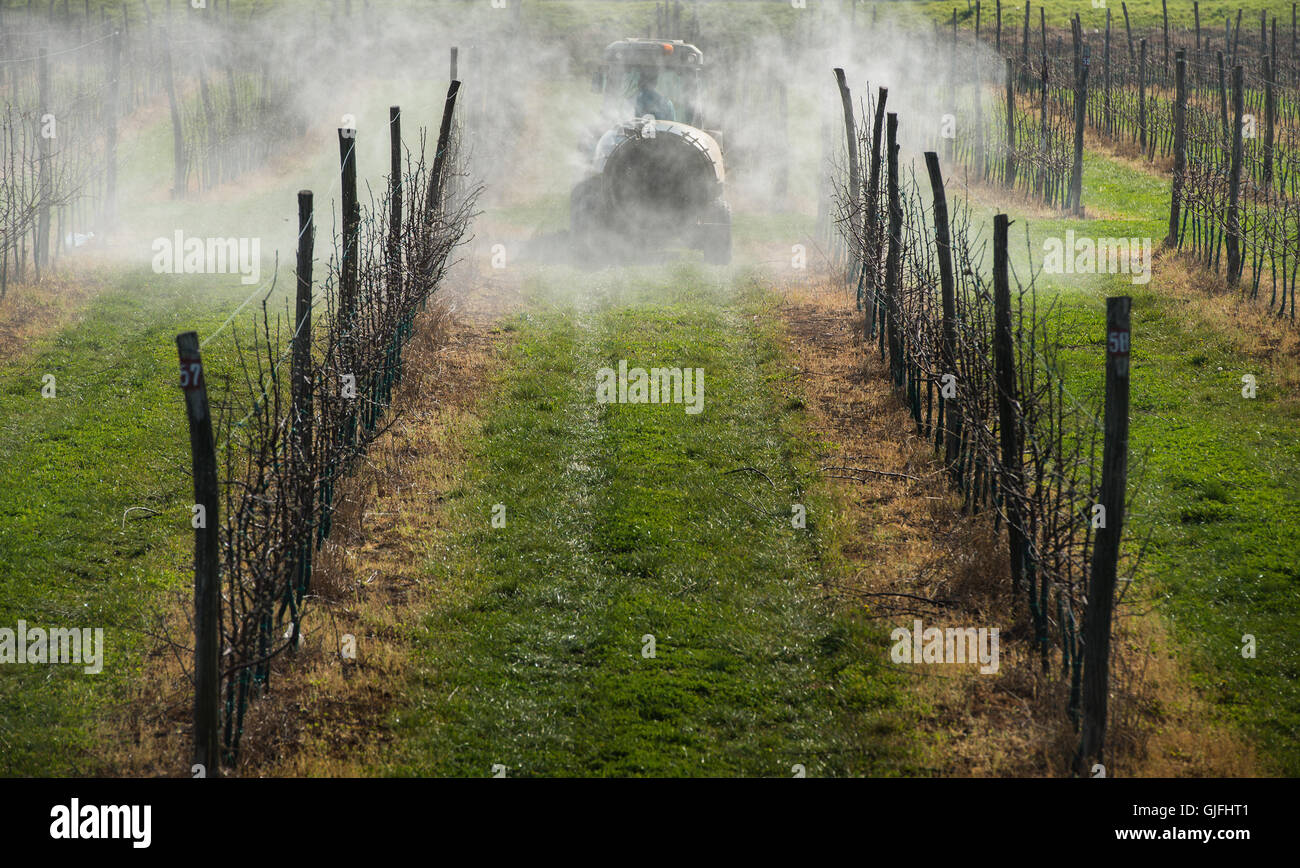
593,39,708,129
573,37,731,265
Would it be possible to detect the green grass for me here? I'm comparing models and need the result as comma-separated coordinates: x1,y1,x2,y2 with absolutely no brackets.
0,71,402,775
957,141,1300,773
0,269,258,775
1024,276,1300,773
0,69,465,772
1055,281,1300,773
386,264,925,777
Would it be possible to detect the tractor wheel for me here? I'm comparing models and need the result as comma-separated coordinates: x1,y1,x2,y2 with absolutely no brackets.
697,199,732,266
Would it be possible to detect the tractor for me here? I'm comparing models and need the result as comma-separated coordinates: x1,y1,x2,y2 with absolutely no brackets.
571,38,731,265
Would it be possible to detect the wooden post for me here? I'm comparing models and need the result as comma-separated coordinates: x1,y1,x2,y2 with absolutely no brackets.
425,80,461,220
1263,56,1275,192
1021,0,1030,86
1070,38,1089,216
1004,57,1016,187
885,112,902,389
1138,38,1148,152
1226,64,1244,287
1195,2,1202,88
450,45,457,81
1232,9,1242,65
290,191,314,639
992,214,1025,594
339,128,359,319
176,330,220,777
1075,296,1132,777
1040,6,1049,193
388,107,403,295
1167,50,1187,248
1217,52,1230,150
834,68,861,286
1104,9,1112,137
864,87,888,332
1122,2,1134,71
974,10,986,180
925,152,961,474
1162,0,1170,78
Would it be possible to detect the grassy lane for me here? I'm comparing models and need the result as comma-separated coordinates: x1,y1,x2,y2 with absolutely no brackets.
964,150,1300,773
387,264,924,777
0,270,257,775
0,71,457,774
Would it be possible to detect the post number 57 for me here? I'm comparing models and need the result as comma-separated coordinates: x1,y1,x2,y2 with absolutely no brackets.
180,360,203,390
